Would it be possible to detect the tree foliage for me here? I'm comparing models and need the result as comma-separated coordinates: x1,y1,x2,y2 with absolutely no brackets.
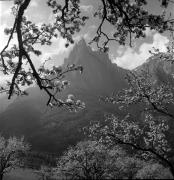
87,61,174,177
53,140,172,179
105,70,174,118
135,163,173,179
88,113,170,156
0,135,30,180
0,0,85,111
35,165,54,180
90,0,174,49
1,1,174,177
83,35,174,176
0,0,174,109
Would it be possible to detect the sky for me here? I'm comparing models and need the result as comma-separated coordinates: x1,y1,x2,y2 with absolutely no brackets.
0,0,174,84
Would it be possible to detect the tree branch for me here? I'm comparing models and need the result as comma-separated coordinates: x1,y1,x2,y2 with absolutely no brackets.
108,132,174,177
130,72,174,119
8,0,31,99
0,19,17,73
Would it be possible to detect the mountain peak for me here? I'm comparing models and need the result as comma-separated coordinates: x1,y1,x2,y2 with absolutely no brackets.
63,37,128,94
75,38,88,50
78,38,86,45
64,38,89,66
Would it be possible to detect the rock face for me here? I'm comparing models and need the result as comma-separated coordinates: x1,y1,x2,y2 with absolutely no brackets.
0,39,131,154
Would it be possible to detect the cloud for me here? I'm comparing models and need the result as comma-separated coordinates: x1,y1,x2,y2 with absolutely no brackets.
0,2,17,52
0,1,14,25
1,7,11,17
80,5,93,13
0,24,7,51
52,37,74,55
0,24,17,85
0,23,18,52
0,73,12,86
40,36,75,66
144,27,156,37
89,25,97,29
74,33,91,42
113,33,169,70
40,31,94,67
30,1,38,7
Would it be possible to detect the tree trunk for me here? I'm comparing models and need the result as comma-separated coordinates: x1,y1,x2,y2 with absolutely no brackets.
169,166,174,179
0,173,3,180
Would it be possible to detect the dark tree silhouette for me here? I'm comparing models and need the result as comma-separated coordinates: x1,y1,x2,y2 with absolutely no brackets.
0,0,174,109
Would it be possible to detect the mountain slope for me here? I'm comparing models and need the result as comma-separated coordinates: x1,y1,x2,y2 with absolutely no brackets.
135,54,174,84
1,40,174,154
0,39,129,154
63,39,127,94
0,94,15,113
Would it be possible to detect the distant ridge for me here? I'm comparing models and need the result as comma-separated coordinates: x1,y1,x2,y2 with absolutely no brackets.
135,53,174,84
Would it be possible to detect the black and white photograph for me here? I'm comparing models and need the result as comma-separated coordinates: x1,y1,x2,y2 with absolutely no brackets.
0,0,174,179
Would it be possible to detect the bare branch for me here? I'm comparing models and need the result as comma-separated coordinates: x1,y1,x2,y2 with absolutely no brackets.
0,19,17,73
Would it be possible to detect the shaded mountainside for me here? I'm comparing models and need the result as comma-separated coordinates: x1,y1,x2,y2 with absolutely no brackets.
63,39,127,94
135,54,174,149
1,39,174,155
0,39,129,154
0,94,15,114
135,54,174,85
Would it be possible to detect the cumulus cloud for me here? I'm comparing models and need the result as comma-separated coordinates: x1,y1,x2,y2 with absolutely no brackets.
113,33,169,70
0,73,12,86
80,5,93,13
30,1,38,7
0,23,18,52
144,27,156,37
0,24,7,51
40,31,94,66
0,2,14,25
0,2,17,51
89,25,97,30
74,33,91,42
40,36,74,66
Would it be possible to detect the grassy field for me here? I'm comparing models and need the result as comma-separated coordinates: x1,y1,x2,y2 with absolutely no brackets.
4,168,39,180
